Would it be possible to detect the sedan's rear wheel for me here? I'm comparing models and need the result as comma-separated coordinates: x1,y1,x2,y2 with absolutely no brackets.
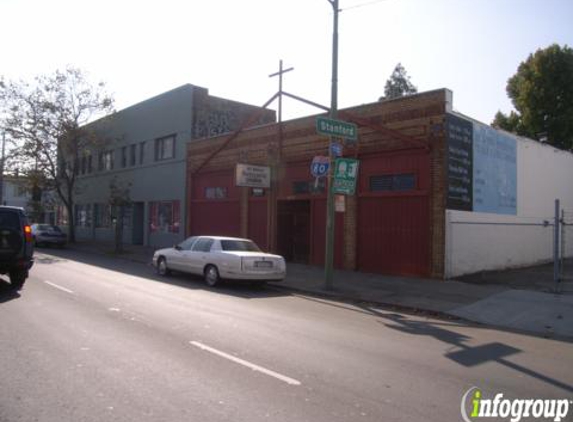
157,257,170,276
204,265,220,287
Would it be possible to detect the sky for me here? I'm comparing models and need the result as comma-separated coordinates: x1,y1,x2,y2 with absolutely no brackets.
1,0,572,125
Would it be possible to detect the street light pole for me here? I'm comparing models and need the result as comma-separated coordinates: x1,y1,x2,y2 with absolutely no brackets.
324,0,339,290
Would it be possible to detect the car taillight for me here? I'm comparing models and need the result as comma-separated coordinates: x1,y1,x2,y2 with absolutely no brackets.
24,225,32,242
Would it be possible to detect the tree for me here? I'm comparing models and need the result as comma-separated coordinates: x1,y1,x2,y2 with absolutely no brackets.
493,44,573,150
0,67,115,242
380,63,418,101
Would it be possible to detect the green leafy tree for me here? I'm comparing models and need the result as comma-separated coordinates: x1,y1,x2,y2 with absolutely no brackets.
0,67,115,242
380,63,418,101
493,44,573,150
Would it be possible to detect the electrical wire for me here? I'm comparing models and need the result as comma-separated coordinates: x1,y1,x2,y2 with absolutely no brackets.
341,0,391,12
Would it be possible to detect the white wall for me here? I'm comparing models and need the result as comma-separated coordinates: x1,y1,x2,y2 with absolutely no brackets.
446,135,573,278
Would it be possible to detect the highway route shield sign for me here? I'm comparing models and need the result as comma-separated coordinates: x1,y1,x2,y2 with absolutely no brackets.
332,158,359,195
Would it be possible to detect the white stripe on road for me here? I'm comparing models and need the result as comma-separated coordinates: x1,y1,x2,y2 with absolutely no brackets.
44,281,74,294
190,341,301,386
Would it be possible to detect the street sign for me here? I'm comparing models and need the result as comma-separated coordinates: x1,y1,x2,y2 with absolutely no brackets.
330,142,343,157
332,158,359,195
310,156,330,178
316,117,358,141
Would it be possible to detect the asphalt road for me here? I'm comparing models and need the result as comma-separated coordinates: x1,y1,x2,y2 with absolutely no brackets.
0,249,572,422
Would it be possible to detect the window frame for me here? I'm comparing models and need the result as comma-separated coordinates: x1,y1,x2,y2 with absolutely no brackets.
155,134,176,161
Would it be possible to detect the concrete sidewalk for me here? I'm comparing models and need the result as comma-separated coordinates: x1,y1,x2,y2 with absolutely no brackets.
64,240,573,340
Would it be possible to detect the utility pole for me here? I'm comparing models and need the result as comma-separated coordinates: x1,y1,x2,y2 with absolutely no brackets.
324,0,339,290
0,132,5,205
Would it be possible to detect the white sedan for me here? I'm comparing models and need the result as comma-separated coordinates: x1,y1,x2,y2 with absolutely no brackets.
152,236,286,287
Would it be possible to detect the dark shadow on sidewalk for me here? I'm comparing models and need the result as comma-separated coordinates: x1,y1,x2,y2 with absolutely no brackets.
285,294,573,394
33,248,289,301
378,311,573,394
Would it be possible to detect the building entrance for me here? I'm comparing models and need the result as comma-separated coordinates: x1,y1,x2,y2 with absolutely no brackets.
277,200,311,264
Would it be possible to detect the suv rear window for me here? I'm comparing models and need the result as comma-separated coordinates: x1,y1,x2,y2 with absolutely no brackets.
0,211,21,230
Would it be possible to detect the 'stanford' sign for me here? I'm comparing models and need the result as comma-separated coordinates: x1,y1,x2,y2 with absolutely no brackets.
235,164,271,188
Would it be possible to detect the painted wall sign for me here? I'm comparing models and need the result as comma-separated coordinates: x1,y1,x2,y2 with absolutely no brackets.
473,123,517,214
446,114,473,211
235,164,271,188
446,114,517,215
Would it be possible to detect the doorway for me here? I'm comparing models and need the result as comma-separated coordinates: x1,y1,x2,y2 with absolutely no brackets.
277,200,311,264
131,202,144,245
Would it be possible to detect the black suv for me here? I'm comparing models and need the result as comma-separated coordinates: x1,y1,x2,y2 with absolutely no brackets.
0,206,34,290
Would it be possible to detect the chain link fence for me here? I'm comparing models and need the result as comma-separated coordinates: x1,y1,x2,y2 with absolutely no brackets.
560,210,573,284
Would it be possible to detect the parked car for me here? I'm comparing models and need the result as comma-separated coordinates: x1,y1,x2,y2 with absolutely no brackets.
0,206,34,290
31,224,67,248
152,236,286,287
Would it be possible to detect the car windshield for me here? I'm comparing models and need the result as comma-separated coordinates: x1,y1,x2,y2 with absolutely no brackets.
220,240,262,252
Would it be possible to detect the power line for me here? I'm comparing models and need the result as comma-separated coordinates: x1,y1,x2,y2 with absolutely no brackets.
341,0,391,12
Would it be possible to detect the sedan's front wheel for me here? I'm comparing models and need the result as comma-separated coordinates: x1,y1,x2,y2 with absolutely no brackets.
204,265,220,287
157,257,170,276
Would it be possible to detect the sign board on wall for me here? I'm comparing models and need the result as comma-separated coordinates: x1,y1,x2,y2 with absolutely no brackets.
445,114,517,215
235,164,271,188
446,114,473,211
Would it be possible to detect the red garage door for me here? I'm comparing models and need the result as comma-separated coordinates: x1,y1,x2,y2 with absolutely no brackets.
358,195,429,276
191,201,240,237
190,170,240,237
357,152,431,277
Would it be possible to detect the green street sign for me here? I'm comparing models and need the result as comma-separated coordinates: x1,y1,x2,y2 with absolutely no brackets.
332,158,359,195
316,117,358,141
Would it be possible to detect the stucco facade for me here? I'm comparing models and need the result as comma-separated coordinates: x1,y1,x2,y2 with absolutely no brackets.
73,84,275,248
445,131,573,278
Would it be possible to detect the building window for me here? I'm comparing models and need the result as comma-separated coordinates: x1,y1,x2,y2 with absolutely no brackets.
130,144,137,166
87,155,93,174
121,147,127,168
75,204,92,227
149,200,180,233
139,142,145,165
155,135,175,161
369,173,416,192
98,151,114,171
94,203,111,228
205,187,227,199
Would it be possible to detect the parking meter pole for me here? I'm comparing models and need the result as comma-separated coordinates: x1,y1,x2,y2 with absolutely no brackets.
324,0,339,291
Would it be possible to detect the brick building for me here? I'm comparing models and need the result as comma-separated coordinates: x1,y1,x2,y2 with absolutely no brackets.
184,88,573,279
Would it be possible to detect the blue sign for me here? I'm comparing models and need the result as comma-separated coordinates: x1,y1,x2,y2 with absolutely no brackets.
330,142,343,157
473,123,517,215
311,156,330,178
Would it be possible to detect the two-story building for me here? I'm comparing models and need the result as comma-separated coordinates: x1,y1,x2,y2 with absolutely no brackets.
72,84,275,248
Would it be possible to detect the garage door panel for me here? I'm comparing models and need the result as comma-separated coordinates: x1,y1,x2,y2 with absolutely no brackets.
358,195,429,276
191,201,240,237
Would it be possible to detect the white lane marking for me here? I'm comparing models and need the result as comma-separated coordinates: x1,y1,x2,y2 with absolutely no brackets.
44,280,74,295
190,341,301,386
